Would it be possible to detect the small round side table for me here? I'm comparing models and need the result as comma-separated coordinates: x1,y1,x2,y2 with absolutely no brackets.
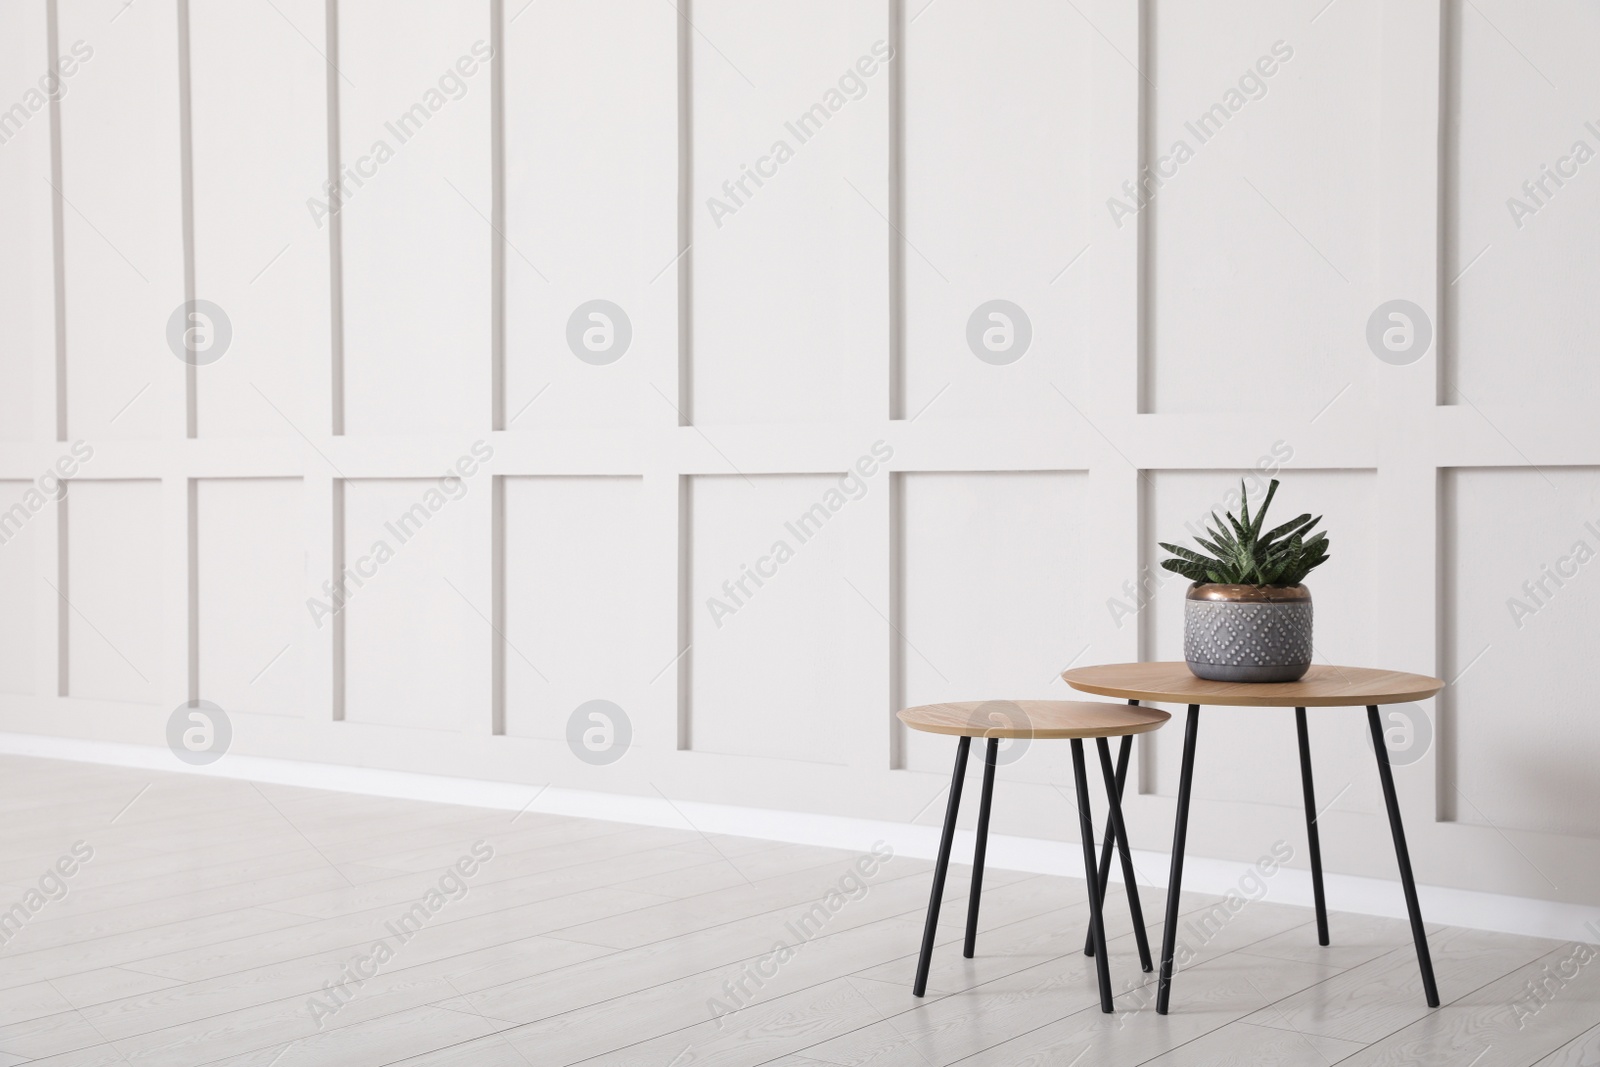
898,699,1170,1013
1061,662,1446,1015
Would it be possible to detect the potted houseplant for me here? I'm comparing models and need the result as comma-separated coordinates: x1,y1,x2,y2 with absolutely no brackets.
1158,479,1330,682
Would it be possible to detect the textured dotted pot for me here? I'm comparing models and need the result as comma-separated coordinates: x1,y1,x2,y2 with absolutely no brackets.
1183,583,1312,683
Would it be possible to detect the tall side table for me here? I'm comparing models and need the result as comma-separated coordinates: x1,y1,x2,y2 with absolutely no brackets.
1061,662,1445,1015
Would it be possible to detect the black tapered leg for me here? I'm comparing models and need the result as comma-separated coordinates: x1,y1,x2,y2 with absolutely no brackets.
1098,736,1154,973
1156,705,1200,1015
913,737,970,998
1367,705,1440,1008
1072,738,1114,1013
1085,702,1138,959
1296,706,1330,947
963,738,999,958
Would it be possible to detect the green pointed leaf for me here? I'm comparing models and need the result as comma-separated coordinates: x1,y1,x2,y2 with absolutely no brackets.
1261,512,1314,547
1249,479,1279,541
1162,543,1217,568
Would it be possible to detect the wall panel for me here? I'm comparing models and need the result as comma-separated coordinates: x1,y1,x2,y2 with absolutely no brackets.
689,473,880,764
902,0,1093,422
1443,467,1600,839
189,0,330,437
341,477,480,731
196,478,307,717
502,0,677,431
58,0,185,440
502,476,648,740
689,0,891,425
1145,0,1382,414
338,0,491,435
1443,0,1600,411
0,1,53,442
64,479,162,704
0,482,40,694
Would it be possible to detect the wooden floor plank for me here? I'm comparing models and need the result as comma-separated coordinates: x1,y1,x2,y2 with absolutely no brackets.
1129,1019,1366,1066
1240,925,1563,1045
0,755,1574,1067
1335,940,1600,1067
1537,1021,1600,1067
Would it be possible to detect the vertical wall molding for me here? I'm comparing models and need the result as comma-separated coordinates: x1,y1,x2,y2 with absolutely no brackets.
886,0,905,421
176,0,197,438
185,478,199,701
45,0,67,443
887,472,905,769
329,477,346,721
1436,467,1457,822
1134,0,1154,415
674,474,691,751
489,0,506,432
160,475,194,713
325,0,346,436
1435,1,1459,820
301,470,338,724
1436,0,1461,407
674,0,693,427
490,474,506,736
53,490,68,698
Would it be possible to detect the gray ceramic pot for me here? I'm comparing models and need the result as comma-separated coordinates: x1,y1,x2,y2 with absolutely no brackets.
1183,584,1312,683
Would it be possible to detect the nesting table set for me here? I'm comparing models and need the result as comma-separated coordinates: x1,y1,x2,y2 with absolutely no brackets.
897,661,1445,1015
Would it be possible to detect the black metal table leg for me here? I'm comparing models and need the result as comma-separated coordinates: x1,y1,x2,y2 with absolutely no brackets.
1156,704,1200,1015
1072,738,1114,1013
964,737,998,958
1296,706,1330,946
913,736,970,997
1098,736,1153,972
1085,702,1138,959
1367,705,1440,1008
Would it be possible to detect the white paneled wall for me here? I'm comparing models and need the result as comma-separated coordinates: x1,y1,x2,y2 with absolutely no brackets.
690,1,891,426
57,0,185,442
0,0,51,444
340,476,487,731
902,3,1091,423
189,0,329,439
63,480,163,704
688,473,880,765
0,483,38,692
502,0,676,432
898,472,1091,780
1,0,1598,911
195,478,309,717
1444,2,1600,408
1442,468,1600,840
501,475,650,740
338,1,491,436
1145,1,1383,415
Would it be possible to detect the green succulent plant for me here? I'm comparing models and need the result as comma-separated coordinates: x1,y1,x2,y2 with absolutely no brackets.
1159,478,1330,587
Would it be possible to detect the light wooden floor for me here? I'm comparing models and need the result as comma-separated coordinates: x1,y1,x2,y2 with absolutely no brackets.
0,755,1595,1066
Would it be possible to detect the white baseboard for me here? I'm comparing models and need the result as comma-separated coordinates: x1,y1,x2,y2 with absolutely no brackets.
3,731,1593,946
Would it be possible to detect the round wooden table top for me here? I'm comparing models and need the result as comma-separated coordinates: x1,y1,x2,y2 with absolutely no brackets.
1060,662,1445,708
897,700,1171,739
